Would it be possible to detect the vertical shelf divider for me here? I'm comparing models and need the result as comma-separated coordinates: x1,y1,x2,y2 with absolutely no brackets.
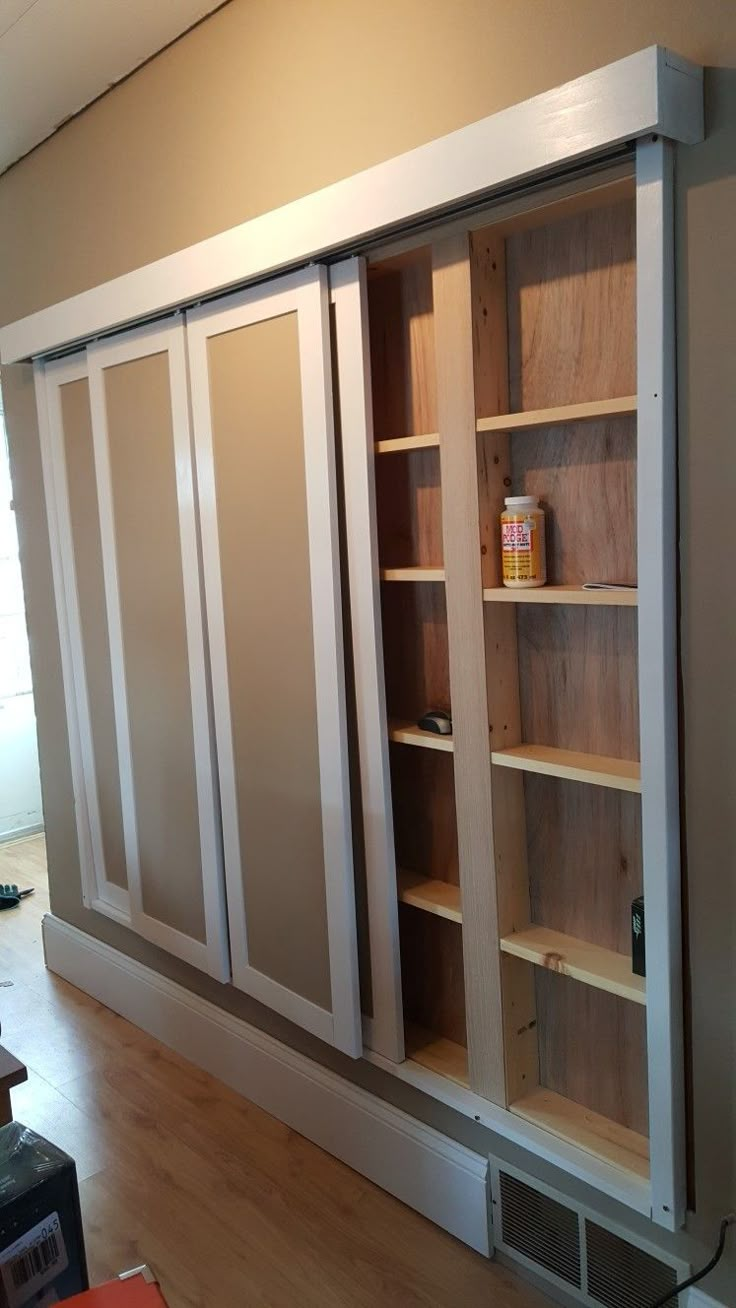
471,230,539,1106
431,233,504,1104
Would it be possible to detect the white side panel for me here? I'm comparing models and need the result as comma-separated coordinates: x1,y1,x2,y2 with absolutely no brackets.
87,320,229,979
330,258,404,1062
35,354,130,923
186,266,362,1055
0,48,703,363
636,136,685,1230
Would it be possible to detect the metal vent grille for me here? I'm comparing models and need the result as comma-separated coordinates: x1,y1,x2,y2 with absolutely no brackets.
585,1221,678,1308
499,1170,582,1287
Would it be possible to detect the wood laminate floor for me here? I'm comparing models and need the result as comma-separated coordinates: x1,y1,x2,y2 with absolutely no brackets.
0,835,549,1307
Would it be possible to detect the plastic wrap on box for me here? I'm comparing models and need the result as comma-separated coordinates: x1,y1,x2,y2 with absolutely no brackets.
0,1122,88,1307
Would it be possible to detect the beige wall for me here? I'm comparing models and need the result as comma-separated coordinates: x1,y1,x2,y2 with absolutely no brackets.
2,0,735,1294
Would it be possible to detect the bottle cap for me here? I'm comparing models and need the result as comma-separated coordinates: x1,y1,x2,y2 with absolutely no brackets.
504,495,539,508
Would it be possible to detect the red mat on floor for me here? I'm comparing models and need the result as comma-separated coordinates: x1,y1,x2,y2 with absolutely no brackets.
64,1275,168,1306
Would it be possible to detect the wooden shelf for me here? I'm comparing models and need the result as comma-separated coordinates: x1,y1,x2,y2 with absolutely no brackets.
388,720,454,752
476,395,637,434
483,585,637,607
375,432,440,453
398,870,462,923
511,1087,649,1180
491,744,641,793
500,926,645,1005
405,1024,469,1088
380,566,446,582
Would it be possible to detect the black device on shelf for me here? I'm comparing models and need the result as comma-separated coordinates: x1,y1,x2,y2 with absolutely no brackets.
631,896,645,977
417,709,452,735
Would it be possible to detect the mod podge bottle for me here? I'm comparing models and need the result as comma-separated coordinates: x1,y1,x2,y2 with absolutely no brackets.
501,495,546,588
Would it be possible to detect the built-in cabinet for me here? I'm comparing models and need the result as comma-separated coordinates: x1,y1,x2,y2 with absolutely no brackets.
332,152,682,1226
28,53,695,1231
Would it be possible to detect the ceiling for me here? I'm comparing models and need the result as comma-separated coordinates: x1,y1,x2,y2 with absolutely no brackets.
0,0,227,174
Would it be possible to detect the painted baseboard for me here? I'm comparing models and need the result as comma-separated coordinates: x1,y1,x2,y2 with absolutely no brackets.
0,822,44,844
42,914,490,1256
686,1288,729,1308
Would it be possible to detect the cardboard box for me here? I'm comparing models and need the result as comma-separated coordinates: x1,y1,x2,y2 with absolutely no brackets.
0,1122,88,1308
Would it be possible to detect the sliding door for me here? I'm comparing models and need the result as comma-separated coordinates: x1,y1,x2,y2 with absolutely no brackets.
36,354,129,922
87,321,228,978
187,266,361,1054
329,258,405,1062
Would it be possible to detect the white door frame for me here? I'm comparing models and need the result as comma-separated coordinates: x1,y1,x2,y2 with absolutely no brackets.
636,136,685,1228
186,264,362,1056
87,319,230,980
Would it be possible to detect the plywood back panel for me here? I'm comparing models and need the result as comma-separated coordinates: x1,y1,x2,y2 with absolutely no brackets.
207,313,331,1011
536,970,648,1135
525,775,643,953
105,353,205,940
376,448,443,568
508,417,637,586
389,747,459,886
368,251,437,440
400,908,467,1047
380,582,450,722
517,606,640,760
505,199,636,412
60,377,127,892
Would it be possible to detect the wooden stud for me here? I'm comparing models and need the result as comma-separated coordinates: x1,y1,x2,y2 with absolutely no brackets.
471,229,539,1108
432,233,505,1104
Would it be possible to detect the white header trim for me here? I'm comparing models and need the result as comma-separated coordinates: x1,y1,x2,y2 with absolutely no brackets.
0,46,701,364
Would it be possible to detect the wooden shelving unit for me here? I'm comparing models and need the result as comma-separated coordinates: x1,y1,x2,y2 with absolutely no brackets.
490,745,641,792
369,246,469,1086
398,870,462,922
380,566,445,582
375,432,440,453
469,184,647,1180
365,177,656,1194
511,1088,649,1179
483,585,637,607
388,720,454,752
476,394,637,433
500,925,645,1005
405,1024,469,1088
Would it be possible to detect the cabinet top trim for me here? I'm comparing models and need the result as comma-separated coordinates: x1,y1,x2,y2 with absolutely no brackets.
0,45,702,366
